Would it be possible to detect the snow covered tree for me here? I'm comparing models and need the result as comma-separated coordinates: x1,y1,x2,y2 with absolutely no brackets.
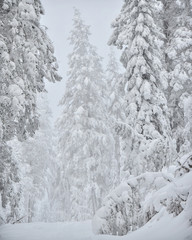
181,96,192,154
0,0,61,141
106,48,125,183
56,9,116,221
106,48,123,120
9,93,58,223
93,155,192,236
165,0,192,155
108,0,173,175
0,15,22,223
21,93,57,222
0,139,23,224
0,0,61,223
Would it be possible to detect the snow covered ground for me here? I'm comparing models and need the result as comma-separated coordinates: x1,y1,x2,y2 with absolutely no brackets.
0,212,192,240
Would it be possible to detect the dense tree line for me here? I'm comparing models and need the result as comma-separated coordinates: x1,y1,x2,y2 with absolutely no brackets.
93,0,192,235
0,0,191,235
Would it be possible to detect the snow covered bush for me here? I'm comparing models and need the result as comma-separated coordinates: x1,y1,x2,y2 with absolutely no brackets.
144,154,192,223
92,153,192,236
175,152,192,177
92,170,173,235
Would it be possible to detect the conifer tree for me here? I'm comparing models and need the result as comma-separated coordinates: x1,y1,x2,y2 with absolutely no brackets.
109,0,173,175
0,0,61,142
18,93,57,222
106,48,125,182
56,9,115,221
165,0,192,155
0,0,61,223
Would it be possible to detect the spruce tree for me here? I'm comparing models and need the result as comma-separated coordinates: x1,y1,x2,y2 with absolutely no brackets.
106,48,125,182
165,0,192,155
0,0,61,223
0,0,61,141
56,9,115,221
109,0,173,175
18,93,56,222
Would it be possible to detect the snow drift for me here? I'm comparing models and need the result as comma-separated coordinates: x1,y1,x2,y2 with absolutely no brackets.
92,153,192,236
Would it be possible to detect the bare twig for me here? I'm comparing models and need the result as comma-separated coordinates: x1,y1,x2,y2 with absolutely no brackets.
12,216,26,225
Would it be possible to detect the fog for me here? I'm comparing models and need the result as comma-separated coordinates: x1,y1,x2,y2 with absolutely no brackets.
40,0,123,122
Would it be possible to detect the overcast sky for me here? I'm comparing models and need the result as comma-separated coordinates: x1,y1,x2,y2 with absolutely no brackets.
40,0,123,122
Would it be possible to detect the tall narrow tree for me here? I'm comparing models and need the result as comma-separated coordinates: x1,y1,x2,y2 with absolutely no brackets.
165,0,192,155
109,0,173,175
0,0,61,223
56,9,116,221
106,48,125,182
16,93,57,222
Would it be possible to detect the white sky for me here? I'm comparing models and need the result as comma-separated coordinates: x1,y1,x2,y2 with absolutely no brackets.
40,0,123,122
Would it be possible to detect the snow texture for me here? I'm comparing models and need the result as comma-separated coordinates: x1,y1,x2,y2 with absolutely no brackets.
0,214,192,240
93,153,192,236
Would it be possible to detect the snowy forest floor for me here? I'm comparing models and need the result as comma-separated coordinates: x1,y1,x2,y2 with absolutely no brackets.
0,212,192,240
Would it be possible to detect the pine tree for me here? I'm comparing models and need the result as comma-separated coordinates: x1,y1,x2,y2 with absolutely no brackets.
0,0,61,223
19,93,57,222
165,0,192,155
0,0,61,142
106,48,125,183
109,0,173,175
56,9,115,221
9,93,58,223
0,140,23,224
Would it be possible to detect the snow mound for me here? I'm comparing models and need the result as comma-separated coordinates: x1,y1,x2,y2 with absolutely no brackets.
92,154,192,237
0,216,192,240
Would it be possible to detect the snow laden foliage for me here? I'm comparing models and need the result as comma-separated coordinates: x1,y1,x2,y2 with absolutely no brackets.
56,9,116,221
0,141,22,225
92,170,174,236
106,48,125,184
165,0,192,155
92,0,192,236
19,93,58,223
7,93,58,223
106,48,124,123
0,0,61,224
108,0,173,175
0,0,61,142
182,97,192,154
93,153,192,236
